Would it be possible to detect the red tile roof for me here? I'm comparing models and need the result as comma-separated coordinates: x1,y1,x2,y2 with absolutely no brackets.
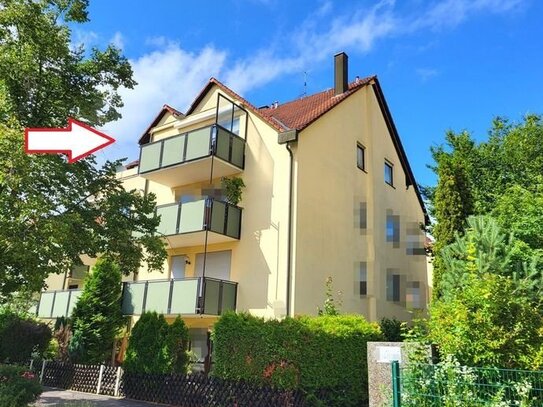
138,104,185,145
259,76,375,131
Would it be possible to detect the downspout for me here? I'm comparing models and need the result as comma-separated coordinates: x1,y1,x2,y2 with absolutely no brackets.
286,142,294,317
277,128,298,317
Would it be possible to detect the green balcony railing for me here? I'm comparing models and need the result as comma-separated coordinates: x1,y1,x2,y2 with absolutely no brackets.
121,277,238,316
36,289,82,319
139,124,245,174
156,198,242,240
36,277,238,319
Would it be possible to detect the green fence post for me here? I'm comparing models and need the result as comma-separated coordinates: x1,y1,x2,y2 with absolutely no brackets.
392,360,401,407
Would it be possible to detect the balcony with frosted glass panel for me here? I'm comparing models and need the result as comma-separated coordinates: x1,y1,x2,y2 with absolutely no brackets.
138,124,245,188
35,289,82,319
121,277,237,316
155,198,242,248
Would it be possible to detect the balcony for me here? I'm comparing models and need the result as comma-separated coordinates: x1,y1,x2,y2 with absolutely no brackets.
156,198,241,248
139,124,245,187
121,277,237,316
35,278,238,319
36,289,82,319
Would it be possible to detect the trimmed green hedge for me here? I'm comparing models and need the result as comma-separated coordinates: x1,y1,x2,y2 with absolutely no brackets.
212,312,383,406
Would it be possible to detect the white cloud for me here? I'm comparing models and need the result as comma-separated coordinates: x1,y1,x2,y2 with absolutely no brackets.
416,68,439,82
99,42,227,161
97,0,525,162
110,32,125,50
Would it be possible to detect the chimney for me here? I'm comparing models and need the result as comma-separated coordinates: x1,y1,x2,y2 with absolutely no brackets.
334,52,348,95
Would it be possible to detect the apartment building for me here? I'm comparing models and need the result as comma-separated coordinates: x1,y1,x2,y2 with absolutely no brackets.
37,53,428,365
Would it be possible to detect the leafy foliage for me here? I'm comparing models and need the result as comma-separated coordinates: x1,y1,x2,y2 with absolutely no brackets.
164,317,190,374
124,312,190,374
221,176,246,206
212,312,383,406
379,317,404,342
0,308,51,363
429,216,543,369
0,0,135,128
0,114,166,301
317,276,342,316
0,364,42,407
426,115,543,297
0,0,166,301
69,259,125,364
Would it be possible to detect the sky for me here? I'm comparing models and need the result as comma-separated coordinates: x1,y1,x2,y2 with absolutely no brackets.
78,0,542,187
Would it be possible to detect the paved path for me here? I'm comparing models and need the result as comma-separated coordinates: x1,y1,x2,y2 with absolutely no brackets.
36,388,157,406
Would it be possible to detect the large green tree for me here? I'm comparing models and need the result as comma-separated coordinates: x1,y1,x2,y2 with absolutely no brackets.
427,115,543,297
0,1,167,301
0,0,135,128
69,258,124,364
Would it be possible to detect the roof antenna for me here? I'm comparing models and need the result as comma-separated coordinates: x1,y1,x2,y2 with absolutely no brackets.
299,71,309,99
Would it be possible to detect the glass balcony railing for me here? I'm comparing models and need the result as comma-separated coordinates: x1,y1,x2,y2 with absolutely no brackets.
36,289,82,319
121,277,238,316
36,278,238,319
139,124,245,175
156,198,242,240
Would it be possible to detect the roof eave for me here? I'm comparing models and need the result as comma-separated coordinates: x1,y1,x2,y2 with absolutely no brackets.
370,78,429,224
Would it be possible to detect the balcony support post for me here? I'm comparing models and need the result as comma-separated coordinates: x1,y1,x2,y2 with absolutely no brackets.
66,290,72,318
142,281,149,314
167,279,175,315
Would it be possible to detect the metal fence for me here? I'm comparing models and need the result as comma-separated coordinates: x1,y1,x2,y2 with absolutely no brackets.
392,360,543,407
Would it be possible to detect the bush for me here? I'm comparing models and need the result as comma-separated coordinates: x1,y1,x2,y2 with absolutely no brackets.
165,317,190,373
0,309,51,363
212,312,383,406
429,272,543,369
69,258,125,364
379,317,404,342
124,312,190,374
0,364,42,407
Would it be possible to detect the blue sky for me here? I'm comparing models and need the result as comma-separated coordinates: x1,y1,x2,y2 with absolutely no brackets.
79,0,542,187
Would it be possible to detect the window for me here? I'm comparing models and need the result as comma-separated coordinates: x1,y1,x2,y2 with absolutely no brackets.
386,271,401,302
358,262,367,296
386,212,400,248
357,144,365,171
384,161,393,186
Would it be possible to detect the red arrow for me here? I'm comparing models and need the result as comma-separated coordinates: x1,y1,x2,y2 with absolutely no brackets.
24,118,115,163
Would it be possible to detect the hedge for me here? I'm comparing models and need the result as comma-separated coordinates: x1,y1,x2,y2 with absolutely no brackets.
212,312,383,406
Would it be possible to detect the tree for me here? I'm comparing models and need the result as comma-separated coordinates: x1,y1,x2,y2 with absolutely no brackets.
123,312,170,374
0,0,167,301
69,258,125,364
427,116,543,298
164,317,190,374
429,216,543,369
0,0,135,128
124,312,191,374
427,131,474,298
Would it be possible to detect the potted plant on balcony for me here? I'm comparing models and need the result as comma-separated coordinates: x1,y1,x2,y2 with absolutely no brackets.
221,176,245,206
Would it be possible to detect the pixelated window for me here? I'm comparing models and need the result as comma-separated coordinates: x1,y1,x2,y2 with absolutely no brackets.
386,214,400,247
385,161,393,186
407,281,421,308
357,144,365,171
359,262,367,296
386,273,401,302
359,202,367,229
